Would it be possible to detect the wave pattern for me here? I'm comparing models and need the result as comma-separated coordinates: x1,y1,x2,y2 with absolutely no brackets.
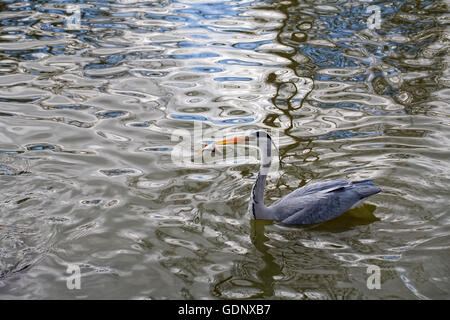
0,0,449,299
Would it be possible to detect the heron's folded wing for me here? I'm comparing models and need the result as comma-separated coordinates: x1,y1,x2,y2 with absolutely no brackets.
271,179,349,207
280,188,359,225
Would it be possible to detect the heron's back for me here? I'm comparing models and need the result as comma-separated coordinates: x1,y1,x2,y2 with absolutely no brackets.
269,179,381,225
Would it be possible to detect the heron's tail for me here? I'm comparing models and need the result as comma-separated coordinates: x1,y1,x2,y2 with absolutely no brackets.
352,180,382,198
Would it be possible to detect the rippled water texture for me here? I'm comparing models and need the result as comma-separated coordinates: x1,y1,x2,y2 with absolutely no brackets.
0,0,449,299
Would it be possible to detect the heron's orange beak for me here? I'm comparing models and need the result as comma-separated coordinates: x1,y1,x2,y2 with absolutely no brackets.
214,135,249,146
198,135,249,154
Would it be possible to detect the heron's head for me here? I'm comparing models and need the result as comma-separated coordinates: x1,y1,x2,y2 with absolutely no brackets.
201,134,248,153
249,130,272,145
201,130,279,173
201,131,272,150
201,130,276,165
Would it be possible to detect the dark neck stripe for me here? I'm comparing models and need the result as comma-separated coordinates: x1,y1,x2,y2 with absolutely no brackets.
251,201,256,218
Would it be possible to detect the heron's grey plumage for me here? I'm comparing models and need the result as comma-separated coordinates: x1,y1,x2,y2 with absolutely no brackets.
248,131,381,225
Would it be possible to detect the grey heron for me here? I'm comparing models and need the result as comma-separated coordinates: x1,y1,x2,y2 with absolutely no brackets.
203,131,381,225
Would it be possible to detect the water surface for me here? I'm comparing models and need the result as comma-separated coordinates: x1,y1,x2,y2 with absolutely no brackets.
0,0,449,299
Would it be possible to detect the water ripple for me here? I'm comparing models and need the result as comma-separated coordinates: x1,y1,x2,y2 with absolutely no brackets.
0,0,448,300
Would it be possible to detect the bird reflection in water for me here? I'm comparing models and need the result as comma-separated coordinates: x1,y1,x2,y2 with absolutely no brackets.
248,203,380,297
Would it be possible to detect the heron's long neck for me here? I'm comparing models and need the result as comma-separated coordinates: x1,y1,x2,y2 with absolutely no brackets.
252,173,267,205
251,137,273,219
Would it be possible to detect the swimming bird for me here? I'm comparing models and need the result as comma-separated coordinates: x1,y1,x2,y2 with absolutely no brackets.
203,131,381,225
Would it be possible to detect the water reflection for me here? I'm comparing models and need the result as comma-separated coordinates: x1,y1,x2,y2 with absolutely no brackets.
250,219,282,297
0,0,449,299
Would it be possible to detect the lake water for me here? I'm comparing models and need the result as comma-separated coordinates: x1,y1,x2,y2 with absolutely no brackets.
0,0,449,299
